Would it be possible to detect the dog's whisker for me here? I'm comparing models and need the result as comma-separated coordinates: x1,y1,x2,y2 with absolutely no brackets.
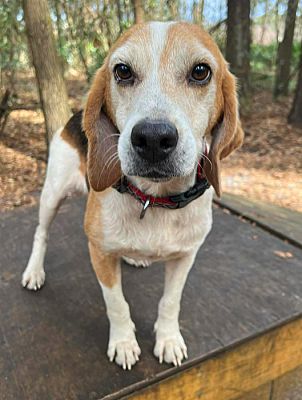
99,133,120,143
92,148,117,190
97,151,119,188
200,154,213,171
105,157,120,186
102,143,119,159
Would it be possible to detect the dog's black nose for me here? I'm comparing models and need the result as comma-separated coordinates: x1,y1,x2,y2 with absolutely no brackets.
131,119,178,163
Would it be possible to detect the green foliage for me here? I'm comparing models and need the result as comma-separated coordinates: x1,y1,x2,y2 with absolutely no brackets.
250,43,277,89
1,0,301,96
0,0,27,71
250,41,301,91
87,45,107,78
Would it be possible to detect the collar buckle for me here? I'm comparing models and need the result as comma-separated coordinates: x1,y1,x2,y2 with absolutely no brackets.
140,198,150,220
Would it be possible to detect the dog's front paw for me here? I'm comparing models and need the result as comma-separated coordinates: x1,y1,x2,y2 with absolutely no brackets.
107,322,141,370
154,322,188,366
22,267,45,291
108,338,141,370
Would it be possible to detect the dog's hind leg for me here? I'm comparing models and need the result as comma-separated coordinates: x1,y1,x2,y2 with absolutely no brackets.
22,126,88,290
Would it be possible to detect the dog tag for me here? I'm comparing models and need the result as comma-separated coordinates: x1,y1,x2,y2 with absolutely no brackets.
140,198,150,220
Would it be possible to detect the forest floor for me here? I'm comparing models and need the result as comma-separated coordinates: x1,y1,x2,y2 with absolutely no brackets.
1,71,302,212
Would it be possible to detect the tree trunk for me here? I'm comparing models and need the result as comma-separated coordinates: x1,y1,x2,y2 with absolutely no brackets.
167,0,179,20
53,0,66,75
133,0,144,24
116,0,123,34
226,0,251,99
275,0,280,43
54,0,63,54
61,0,91,81
193,0,205,24
23,0,71,142
288,41,302,127
200,0,205,23
260,0,269,44
274,0,299,97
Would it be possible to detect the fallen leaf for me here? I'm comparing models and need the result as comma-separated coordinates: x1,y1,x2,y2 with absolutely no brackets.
274,250,294,259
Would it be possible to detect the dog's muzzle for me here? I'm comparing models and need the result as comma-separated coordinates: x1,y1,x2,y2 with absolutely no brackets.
131,119,178,163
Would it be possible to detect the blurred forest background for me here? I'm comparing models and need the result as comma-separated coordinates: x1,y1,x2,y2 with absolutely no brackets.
0,0,302,212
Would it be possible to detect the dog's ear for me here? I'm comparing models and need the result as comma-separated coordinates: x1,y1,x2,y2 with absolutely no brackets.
83,64,121,192
204,69,244,197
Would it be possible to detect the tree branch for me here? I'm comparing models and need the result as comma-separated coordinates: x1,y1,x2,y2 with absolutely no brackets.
209,18,227,34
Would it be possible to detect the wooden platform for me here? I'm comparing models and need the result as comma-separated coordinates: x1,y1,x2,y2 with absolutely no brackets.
0,196,302,400
215,193,302,249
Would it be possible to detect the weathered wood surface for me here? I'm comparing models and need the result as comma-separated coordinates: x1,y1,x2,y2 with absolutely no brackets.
272,365,302,400
235,383,271,400
0,198,302,400
215,193,302,248
129,318,302,400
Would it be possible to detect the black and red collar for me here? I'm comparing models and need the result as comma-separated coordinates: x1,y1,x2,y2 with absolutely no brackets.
113,155,210,219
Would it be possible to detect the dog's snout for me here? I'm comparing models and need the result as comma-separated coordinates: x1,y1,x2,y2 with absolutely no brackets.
131,119,178,163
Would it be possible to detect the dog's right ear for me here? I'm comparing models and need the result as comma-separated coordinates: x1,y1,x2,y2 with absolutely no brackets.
83,64,121,192
204,69,244,197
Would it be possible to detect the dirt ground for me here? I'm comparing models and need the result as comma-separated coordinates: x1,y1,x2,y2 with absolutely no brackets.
1,72,302,212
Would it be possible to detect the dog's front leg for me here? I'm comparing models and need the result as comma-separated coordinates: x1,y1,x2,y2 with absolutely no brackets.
154,252,197,366
88,243,141,370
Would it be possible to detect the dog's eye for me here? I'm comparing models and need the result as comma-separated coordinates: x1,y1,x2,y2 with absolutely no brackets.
189,64,211,85
114,64,134,83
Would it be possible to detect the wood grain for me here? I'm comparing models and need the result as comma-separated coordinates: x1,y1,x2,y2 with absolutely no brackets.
128,318,302,400
272,365,302,400
1,198,302,400
234,383,271,400
215,193,302,248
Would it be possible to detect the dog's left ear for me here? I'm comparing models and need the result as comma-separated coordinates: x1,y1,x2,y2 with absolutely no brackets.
83,63,121,192
204,69,244,197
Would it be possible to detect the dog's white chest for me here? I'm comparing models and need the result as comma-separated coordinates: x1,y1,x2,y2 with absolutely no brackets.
99,188,213,261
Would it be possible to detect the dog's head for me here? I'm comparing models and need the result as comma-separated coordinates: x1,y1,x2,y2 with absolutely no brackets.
83,22,244,196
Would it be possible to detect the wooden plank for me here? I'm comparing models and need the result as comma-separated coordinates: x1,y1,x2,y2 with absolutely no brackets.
0,198,302,400
215,193,302,248
128,318,302,400
272,365,302,400
234,383,271,400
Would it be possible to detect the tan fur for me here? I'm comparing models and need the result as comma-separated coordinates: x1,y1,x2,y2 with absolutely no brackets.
83,23,150,131
158,22,243,196
83,21,244,283
85,189,118,287
88,242,118,288
60,127,86,175
84,189,103,243
23,21,244,369
84,20,244,275
204,70,244,197
82,25,152,193
163,22,224,66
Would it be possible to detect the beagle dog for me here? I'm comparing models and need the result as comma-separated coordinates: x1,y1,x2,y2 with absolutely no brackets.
22,22,243,370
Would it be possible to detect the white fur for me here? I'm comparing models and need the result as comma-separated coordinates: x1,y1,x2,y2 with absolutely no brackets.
113,22,217,180
98,22,217,367
94,183,213,368
23,22,217,370
100,186,213,261
22,128,87,290
98,260,141,370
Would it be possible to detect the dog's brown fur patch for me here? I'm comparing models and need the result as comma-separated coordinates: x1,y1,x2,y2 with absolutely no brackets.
85,189,118,288
60,111,87,175
88,242,118,288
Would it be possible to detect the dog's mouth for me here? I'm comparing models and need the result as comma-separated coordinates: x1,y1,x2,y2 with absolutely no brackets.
127,161,180,182
138,170,175,181
149,176,172,182
121,145,196,183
